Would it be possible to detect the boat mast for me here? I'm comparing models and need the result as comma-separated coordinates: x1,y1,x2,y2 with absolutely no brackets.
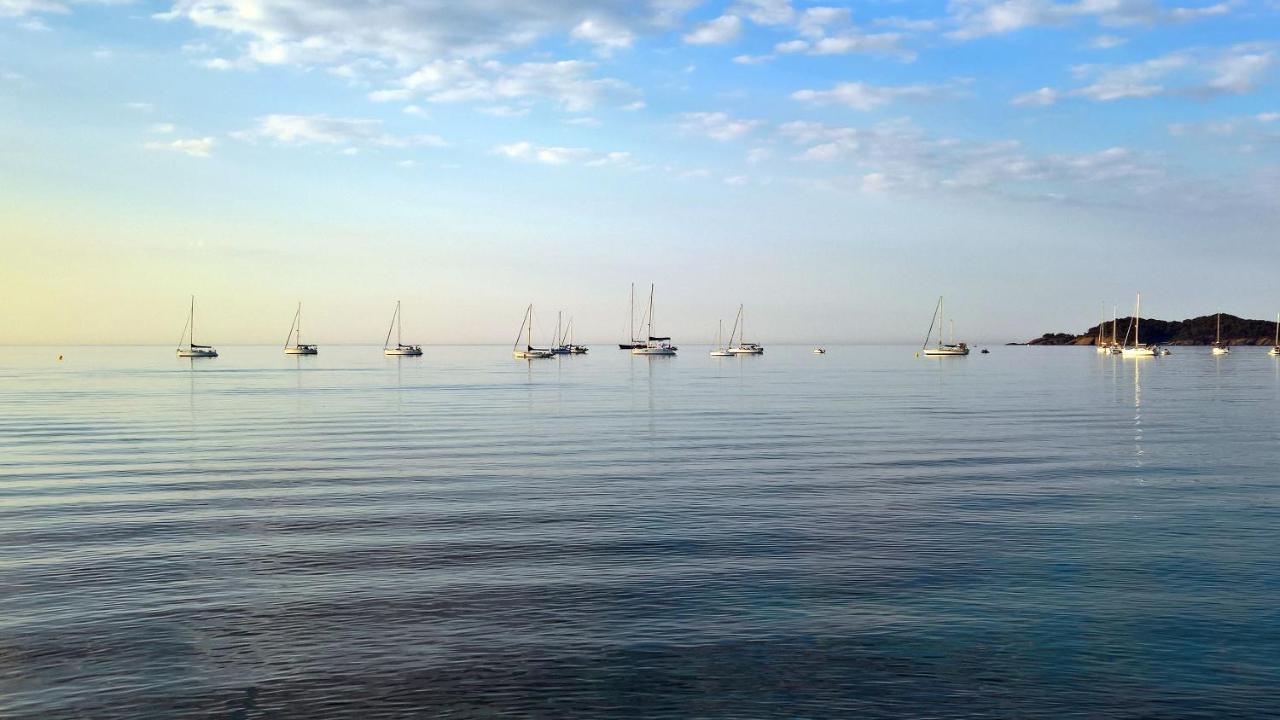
557,311,562,348
1216,312,1221,345
648,284,655,341
630,283,635,343
190,295,195,349
397,300,402,347
1135,292,1141,346
1113,305,1118,346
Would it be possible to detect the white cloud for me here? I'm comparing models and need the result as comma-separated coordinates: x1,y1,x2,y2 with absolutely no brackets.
371,59,640,113
746,147,772,164
724,174,750,185
237,114,446,148
1258,112,1280,123
570,17,635,56
156,1,686,69
677,111,764,141
492,141,627,167
145,136,215,158
478,105,530,118
948,0,1239,40
778,118,1165,204
775,39,809,53
149,122,177,134
683,14,743,44
1068,44,1273,102
792,81,946,111
1089,34,1128,49
768,7,912,59
733,53,774,65
732,0,795,26
1011,87,1060,106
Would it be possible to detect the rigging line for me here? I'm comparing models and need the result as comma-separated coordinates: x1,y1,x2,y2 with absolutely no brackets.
384,302,398,350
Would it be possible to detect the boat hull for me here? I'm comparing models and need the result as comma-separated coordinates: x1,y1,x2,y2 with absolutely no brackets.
923,347,968,356
177,349,218,358
633,347,677,356
1120,347,1158,357
384,347,423,356
514,350,553,359
728,346,764,355
284,345,318,355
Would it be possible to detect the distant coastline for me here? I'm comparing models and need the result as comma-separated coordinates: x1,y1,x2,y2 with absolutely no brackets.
1020,314,1279,346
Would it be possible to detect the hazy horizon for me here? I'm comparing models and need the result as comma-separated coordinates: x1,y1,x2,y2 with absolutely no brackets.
3,1,1279,345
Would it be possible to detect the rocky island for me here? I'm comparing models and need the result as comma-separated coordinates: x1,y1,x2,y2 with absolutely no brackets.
1024,314,1280,346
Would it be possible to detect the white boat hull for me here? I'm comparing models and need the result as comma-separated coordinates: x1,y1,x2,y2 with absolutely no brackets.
177,349,218,358
385,347,423,356
710,350,732,357
727,346,764,355
923,347,969,356
633,347,677,356
1270,347,1280,356
284,345,318,355
514,350,553,359
1211,347,1229,355
1121,346,1158,357
813,348,826,354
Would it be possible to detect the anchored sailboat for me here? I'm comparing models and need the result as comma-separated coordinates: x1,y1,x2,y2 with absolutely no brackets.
1095,303,1111,354
176,295,218,358
632,284,676,355
618,283,645,349
920,296,969,356
564,317,588,354
383,301,423,356
284,302,318,355
710,319,732,357
726,304,764,354
1120,292,1158,357
513,304,554,359
1211,312,1230,355
1270,314,1280,356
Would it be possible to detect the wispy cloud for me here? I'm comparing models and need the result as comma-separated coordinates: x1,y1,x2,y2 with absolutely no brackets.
234,114,446,148
677,111,764,141
369,59,640,113
792,81,950,111
144,136,215,158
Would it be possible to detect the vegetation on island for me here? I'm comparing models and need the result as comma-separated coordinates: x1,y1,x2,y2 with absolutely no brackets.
1025,314,1280,346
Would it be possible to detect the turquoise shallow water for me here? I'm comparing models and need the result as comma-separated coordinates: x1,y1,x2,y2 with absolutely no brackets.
2,345,1279,718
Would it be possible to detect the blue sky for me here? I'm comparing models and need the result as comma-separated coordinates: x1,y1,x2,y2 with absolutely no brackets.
2,0,1278,345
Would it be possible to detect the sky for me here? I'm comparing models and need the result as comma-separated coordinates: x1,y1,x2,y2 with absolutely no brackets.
1,0,1278,346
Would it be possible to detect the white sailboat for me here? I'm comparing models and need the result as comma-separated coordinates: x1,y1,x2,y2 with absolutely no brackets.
726,304,764,355
1120,292,1158,357
551,311,572,355
1095,303,1111,354
812,347,827,354
619,283,645,350
283,302,318,355
1211,312,1230,355
176,295,218,358
563,316,588,354
1269,314,1280,356
921,296,969,356
710,319,732,357
632,284,676,355
513,304,554,359
383,301,423,356
1109,306,1122,354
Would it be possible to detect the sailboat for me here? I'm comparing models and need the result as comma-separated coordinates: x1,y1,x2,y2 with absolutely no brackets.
513,304,554,359
1095,303,1111,354
1120,292,1158,357
383,300,423,356
176,295,218,358
618,283,645,349
1109,306,1122,354
283,302,318,355
921,296,969,356
632,284,676,355
726,304,764,355
1211,312,1230,355
1270,314,1279,356
551,311,572,355
710,319,732,356
564,317,588,354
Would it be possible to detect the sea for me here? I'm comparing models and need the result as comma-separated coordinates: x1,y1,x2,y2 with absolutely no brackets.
2,344,1279,718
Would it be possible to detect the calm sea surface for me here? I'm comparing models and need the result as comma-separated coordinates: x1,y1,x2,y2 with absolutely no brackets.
3,344,1279,718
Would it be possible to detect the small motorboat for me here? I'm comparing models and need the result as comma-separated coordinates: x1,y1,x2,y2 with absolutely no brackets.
812,348,826,354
